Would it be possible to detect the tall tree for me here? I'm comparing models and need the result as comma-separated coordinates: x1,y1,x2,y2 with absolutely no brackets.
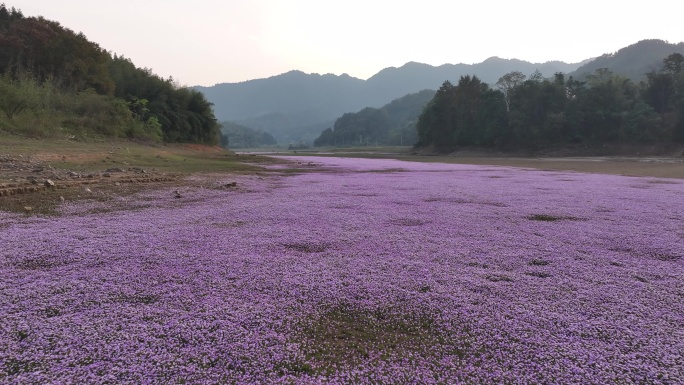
416,76,507,150
496,71,526,111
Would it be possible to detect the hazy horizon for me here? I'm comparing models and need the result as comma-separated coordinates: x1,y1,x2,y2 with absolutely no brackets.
202,56,592,86
8,1,684,87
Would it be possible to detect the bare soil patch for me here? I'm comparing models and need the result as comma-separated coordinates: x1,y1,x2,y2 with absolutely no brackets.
0,154,181,214
0,133,276,214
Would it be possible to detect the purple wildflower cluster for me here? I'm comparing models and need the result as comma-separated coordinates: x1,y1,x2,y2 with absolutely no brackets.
1,156,683,384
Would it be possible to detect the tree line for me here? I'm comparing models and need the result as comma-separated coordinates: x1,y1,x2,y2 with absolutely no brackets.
0,4,220,143
416,54,684,151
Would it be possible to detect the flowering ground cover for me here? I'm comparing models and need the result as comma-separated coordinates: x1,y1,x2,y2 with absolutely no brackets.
1,156,683,384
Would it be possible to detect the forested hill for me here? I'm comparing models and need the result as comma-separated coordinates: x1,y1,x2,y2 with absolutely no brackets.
415,53,684,153
570,40,684,81
197,70,366,143
0,5,219,143
196,59,584,143
314,90,436,147
219,121,276,148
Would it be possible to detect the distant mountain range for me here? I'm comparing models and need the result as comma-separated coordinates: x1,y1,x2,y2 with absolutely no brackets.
196,39,684,143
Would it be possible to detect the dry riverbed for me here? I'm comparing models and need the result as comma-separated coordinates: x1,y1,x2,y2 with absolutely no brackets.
2,155,683,384
2,135,684,215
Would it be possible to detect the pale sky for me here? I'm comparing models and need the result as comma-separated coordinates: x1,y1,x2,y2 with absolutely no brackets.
9,1,684,86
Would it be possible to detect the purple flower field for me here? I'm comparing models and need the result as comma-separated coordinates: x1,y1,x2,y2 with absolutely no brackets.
1,156,683,384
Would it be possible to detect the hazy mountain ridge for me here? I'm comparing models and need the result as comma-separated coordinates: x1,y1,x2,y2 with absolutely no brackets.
197,39,683,143
197,71,368,122
570,39,684,80
365,58,586,93
197,59,584,143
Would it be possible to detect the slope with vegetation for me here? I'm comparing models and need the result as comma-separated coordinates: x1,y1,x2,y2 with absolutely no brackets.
0,4,219,144
220,121,276,148
415,54,684,152
314,90,435,147
200,40,684,146
570,39,684,81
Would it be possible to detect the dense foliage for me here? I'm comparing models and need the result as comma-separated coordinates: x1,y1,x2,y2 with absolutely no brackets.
314,90,435,147
220,121,276,148
416,54,684,151
0,4,219,143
